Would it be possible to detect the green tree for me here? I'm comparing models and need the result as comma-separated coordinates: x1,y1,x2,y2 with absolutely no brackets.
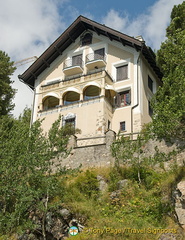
0,51,16,116
152,2,185,140
111,134,147,184
0,110,69,235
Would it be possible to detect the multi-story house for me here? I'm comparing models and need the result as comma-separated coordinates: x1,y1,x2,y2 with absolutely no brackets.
19,16,162,145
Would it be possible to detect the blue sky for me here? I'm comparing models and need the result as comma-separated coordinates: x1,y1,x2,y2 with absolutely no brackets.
70,0,156,20
0,0,183,117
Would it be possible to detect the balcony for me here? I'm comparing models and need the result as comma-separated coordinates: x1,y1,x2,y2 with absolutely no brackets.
86,53,106,70
63,56,84,76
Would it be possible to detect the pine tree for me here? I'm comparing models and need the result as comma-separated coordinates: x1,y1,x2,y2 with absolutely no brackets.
0,51,16,116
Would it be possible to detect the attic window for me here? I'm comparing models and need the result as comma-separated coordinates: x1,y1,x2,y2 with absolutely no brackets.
81,33,92,46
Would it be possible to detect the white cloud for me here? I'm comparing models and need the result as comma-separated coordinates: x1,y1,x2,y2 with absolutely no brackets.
0,0,68,117
102,9,129,32
102,0,184,50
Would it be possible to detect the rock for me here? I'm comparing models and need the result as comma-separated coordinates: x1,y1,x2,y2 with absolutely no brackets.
110,190,121,205
174,180,185,228
50,218,67,240
158,232,179,240
58,208,72,220
19,208,84,240
117,179,129,189
19,233,36,240
177,181,185,198
110,190,120,199
69,219,84,232
45,212,53,232
97,175,108,192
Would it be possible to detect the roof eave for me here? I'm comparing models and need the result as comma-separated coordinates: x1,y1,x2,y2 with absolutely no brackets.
19,15,162,88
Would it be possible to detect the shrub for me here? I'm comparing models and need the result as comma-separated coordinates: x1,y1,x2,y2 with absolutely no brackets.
74,170,99,199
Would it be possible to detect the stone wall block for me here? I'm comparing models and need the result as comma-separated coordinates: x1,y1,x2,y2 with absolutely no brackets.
67,135,77,149
105,130,116,150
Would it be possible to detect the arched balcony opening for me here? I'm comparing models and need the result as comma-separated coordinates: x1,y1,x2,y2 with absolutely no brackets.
43,96,59,110
63,91,80,106
83,85,101,101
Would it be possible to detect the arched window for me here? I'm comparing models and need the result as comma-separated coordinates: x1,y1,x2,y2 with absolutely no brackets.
63,91,80,105
83,85,100,100
43,96,59,110
81,32,92,46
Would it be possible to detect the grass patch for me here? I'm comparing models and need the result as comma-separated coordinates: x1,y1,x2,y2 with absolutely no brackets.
62,166,184,239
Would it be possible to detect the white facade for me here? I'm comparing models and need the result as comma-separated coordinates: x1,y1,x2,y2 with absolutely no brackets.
19,16,162,145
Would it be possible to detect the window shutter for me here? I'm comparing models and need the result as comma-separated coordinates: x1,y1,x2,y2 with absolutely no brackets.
116,65,128,81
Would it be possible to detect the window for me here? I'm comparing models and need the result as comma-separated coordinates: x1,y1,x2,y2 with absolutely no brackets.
65,117,75,127
115,90,131,108
107,120,111,130
148,76,153,92
63,91,80,106
43,96,59,110
81,33,92,46
148,101,153,117
94,48,105,60
84,86,100,100
64,117,76,134
120,121,126,131
116,65,128,81
72,54,82,67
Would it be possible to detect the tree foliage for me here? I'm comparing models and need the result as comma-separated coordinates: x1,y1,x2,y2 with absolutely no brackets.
0,51,16,116
111,134,145,184
0,110,69,234
151,2,185,140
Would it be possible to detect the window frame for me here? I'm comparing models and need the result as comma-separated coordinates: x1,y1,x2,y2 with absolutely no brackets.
148,76,153,93
63,113,76,128
112,59,130,82
116,64,128,81
115,90,131,108
65,117,76,128
94,48,105,59
72,54,83,67
81,32,93,46
120,121,126,132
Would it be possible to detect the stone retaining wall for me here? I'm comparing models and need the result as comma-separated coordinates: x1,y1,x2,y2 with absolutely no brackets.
53,131,185,171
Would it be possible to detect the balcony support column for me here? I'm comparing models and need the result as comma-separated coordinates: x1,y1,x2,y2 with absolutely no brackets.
39,102,43,111
101,87,105,96
59,97,63,106
80,92,83,101
101,77,105,96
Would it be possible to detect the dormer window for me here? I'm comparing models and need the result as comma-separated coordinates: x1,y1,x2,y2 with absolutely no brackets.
81,32,92,46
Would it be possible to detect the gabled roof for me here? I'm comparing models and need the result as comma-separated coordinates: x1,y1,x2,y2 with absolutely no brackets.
18,15,162,89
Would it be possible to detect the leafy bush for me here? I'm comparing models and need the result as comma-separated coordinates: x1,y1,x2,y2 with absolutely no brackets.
74,170,99,199
0,112,69,234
